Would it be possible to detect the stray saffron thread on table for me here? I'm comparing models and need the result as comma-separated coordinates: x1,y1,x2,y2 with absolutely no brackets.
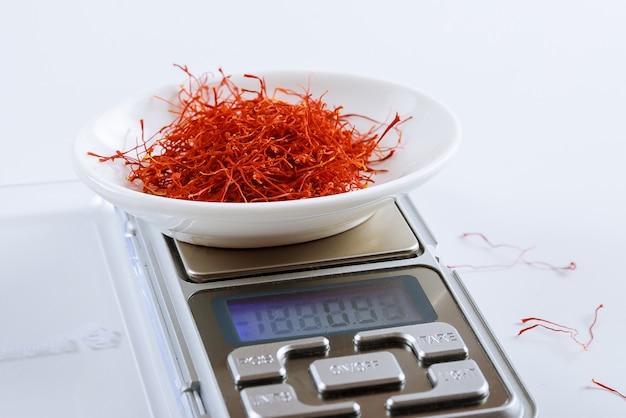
446,232,576,271
517,304,604,351
591,379,626,400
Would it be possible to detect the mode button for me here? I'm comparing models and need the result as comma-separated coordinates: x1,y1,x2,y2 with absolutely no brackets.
228,337,329,385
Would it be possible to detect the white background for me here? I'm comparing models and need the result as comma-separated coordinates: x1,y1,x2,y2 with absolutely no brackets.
1,1,625,417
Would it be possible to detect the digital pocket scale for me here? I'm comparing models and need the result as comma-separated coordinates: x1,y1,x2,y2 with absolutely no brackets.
125,193,537,417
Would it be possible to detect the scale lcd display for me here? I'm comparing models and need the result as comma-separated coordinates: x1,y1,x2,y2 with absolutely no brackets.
213,275,437,345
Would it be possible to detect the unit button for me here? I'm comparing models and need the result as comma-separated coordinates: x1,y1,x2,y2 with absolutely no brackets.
228,337,329,385
385,359,489,412
241,383,360,418
354,322,468,363
309,351,405,394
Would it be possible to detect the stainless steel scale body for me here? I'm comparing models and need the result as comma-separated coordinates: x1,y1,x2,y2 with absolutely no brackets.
125,194,536,417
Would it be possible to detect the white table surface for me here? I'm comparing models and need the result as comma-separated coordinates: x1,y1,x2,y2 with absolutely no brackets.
1,1,625,417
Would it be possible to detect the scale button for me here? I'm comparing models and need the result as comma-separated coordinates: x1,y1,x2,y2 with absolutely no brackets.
385,359,489,411
241,383,360,418
309,351,405,394
354,322,468,363
228,337,329,385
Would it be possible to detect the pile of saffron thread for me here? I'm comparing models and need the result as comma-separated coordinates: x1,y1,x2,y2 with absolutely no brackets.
89,66,404,202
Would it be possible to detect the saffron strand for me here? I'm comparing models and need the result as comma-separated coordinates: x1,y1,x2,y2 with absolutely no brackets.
447,232,576,271
517,304,604,351
591,379,626,400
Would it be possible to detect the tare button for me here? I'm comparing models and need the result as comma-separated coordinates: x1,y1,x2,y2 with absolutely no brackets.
354,322,468,363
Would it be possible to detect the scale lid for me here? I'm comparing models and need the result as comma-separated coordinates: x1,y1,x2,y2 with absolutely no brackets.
0,181,181,418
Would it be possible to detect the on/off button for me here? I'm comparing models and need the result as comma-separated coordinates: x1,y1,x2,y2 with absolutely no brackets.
309,351,405,394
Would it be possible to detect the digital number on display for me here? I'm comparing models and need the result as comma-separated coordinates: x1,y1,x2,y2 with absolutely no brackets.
212,276,437,345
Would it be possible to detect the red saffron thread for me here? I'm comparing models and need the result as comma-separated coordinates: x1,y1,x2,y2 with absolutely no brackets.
88,65,407,203
447,232,576,271
591,379,626,400
517,304,604,351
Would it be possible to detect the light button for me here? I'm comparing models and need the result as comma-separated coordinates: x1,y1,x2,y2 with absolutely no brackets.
309,351,405,394
386,359,489,412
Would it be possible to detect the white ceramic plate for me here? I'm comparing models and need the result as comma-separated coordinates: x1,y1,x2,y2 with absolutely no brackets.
73,70,460,248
